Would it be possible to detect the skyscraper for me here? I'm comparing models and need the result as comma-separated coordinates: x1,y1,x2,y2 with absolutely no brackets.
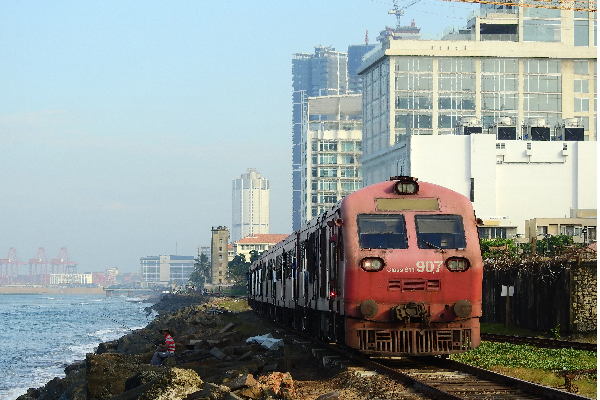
347,43,376,94
232,168,270,243
292,46,349,231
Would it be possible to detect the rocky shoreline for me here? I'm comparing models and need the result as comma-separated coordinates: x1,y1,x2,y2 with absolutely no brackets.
12,294,312,400
15,293,417,400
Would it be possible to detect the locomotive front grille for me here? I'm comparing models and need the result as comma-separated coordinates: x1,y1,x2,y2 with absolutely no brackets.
357,328,472,355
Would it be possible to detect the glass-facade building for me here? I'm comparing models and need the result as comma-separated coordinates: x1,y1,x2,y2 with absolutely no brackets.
292,47,348,231
360,5,596,183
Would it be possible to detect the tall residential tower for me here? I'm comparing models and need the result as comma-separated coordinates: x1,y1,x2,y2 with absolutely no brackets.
232,168,270,243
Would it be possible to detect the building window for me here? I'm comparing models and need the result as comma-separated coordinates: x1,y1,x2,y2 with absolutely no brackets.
478,227,507,239
574,79,589,93
319,180,338,191
319,141,338,151
574,20,590,46
574,60,589,75
319,154,337,164
319,167,337,177
319,194,337,203
575,98,590,112
470,178,475,202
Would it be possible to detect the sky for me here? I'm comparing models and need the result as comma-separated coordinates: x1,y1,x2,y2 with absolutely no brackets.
0,0,479,273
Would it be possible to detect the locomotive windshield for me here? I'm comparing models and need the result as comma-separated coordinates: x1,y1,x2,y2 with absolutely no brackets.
357,214,408,249
415,215,466,249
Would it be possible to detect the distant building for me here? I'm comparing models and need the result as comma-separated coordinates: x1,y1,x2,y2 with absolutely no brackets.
348,43,377,94
198,246,210,260
233,233,289,262
301,94,363,222
50,273,93,285
292,46,349,231
525,209,597,243
210,226,229,285
232,168,270,243
140,255,195,286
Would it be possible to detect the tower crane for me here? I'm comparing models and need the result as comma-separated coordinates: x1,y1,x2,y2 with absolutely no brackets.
389,0,424,29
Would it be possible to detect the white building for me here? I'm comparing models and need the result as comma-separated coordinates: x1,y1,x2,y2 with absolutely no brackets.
50,273,93,285
233,233,288,263
139,255,195,286
301,95,363,222
232,168,270,243
358,5,596,237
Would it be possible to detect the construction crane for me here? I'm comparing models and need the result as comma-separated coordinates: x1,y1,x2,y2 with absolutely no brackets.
440,0,595,12
389,0,424,29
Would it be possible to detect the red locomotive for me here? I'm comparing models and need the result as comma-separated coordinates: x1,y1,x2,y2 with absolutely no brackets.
247,176,482,356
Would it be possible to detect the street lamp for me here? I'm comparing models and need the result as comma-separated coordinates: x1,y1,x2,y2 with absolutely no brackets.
582,227,588,245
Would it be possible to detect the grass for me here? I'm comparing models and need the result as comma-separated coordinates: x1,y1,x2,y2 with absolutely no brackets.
451,341,597,399
481,323,597,343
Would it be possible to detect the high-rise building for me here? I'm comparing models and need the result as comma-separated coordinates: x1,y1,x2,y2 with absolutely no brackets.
348,43,377,94
210,226,229,285
232,168,270,243
357,5,596,236
292,46,349,231
301,95,363,222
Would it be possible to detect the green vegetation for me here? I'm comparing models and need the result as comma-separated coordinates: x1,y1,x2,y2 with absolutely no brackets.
481,323,548,337
188,253,210,287
452,341,596,371
227,250,261,288
451,342,597,398
480,235,583,259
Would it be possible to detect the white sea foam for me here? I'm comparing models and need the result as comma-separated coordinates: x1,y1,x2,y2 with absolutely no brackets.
0,293,154,400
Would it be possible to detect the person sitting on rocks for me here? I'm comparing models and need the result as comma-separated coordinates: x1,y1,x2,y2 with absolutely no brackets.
150,327,175,366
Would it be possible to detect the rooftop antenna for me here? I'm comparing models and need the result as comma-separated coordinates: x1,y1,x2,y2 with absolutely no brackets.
365,29,369,45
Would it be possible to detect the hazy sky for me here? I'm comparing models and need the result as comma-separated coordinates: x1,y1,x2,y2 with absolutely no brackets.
0,0,478,273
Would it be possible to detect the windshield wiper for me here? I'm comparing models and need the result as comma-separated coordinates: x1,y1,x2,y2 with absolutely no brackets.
420,239,444,253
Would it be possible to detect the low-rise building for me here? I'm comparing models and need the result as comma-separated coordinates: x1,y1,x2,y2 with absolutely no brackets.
233,234,289,262
50,273,93,285
525,209,597,243
140,255,195,286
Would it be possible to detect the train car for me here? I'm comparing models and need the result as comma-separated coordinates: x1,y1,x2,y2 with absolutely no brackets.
247,176,482,356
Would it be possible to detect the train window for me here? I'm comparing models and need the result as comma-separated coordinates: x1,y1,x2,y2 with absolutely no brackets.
415,215,466,249
357,214,408,249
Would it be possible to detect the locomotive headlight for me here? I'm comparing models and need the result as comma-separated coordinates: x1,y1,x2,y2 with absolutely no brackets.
445,257,470,272
392,176,419,195
361,257,384,272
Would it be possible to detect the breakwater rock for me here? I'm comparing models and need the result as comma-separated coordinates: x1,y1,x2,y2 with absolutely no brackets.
15,294,310,400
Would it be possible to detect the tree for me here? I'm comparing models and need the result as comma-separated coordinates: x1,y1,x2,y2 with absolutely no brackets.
189,253,210,287
228,254,250,286
249,249,262,263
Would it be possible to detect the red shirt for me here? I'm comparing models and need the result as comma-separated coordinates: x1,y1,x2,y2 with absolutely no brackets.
164,334,175,353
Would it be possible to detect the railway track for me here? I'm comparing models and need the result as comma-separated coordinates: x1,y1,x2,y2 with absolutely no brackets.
274,322,593,400
481,333,597,352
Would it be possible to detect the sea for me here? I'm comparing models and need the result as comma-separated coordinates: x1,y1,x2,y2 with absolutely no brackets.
0,294,157,400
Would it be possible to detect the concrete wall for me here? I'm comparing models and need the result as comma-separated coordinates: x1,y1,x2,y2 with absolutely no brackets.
368,134,597,235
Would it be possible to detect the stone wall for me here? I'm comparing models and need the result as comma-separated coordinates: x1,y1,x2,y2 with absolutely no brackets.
570,261,597,332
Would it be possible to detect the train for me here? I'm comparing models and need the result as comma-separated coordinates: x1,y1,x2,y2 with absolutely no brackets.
247,176,482,356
